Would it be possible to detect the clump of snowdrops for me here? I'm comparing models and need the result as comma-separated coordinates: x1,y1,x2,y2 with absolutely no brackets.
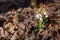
35,6,48,29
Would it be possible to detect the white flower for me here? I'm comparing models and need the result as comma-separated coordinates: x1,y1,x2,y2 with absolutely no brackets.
44,12,47,15
44,12,48,18
36,14,43,22
35,14,42,19
45,15,48,18
43,9,48,18
40,17,43,22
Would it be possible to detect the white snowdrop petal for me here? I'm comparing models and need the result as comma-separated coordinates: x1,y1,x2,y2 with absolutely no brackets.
44,12,47,15
45,15,48,18
40,18,43,22
35,14,40,19
35,14,42,19
43,11,48,18
37,14,42,17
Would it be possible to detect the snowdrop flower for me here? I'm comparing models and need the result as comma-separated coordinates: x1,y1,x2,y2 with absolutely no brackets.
44,11,47,15
44,12,48,17
35,14,43,22
45,14,48,18
36,14,42,18
43,9,48,18
40,17,43,22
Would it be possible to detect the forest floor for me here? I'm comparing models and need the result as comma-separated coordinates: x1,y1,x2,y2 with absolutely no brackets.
0,0,60,40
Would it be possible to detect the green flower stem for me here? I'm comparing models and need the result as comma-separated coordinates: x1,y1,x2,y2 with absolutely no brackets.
38,21,43,29
38,17,48,29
